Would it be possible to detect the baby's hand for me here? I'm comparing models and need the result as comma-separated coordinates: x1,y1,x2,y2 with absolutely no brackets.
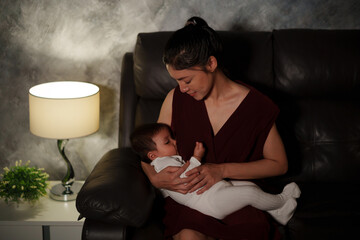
193,142,205,160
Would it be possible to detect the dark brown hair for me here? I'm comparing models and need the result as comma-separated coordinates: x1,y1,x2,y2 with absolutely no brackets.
130,123,173,163
163,16,224,71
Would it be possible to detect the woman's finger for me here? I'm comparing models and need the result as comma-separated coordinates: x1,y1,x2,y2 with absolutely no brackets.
195,183,211,194
185,165,201,177
187,174,207,193
174,161,191,177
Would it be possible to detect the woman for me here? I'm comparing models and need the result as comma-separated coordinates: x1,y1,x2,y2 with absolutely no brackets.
141,17,288,240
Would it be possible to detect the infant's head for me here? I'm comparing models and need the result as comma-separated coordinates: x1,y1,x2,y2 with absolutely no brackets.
130,123,177,163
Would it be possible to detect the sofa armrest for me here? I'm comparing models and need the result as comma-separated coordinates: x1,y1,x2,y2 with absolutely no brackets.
82,218,126,240
76,147,156,227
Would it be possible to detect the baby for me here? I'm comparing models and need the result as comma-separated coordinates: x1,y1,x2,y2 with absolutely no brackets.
130,123,301,225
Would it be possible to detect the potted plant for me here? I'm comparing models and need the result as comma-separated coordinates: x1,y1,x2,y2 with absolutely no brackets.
0,160,49,205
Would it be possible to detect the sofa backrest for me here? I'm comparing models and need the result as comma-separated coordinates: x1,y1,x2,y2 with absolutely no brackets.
273,29,360,183
120,29,360,184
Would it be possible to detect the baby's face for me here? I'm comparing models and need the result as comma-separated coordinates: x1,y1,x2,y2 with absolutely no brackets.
152,128,178,157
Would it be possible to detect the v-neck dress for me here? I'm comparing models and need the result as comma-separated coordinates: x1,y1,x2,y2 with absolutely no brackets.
164,83,281,240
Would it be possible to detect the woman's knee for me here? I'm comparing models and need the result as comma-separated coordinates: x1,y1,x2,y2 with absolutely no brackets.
173,229,215,240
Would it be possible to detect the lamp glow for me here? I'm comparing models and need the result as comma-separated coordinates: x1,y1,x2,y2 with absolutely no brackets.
29,81,100,201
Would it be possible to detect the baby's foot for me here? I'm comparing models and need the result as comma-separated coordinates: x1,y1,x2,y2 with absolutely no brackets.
283,182,301,198
268,198,297,225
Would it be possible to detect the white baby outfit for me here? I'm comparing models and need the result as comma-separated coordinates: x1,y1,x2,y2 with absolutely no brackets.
151,155,301,225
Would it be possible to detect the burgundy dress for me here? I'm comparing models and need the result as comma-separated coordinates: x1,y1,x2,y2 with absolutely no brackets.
164,83,282,240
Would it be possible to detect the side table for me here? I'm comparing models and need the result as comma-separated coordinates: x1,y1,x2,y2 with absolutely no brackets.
0,181,84,240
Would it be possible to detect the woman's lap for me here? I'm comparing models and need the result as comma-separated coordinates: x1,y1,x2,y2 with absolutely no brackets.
173,229,216,240
164,197,280,240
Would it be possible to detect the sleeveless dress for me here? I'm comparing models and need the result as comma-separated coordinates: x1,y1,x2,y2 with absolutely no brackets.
164,82,282,240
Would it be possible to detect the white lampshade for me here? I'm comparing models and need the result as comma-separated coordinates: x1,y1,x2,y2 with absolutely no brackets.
29,81,100,139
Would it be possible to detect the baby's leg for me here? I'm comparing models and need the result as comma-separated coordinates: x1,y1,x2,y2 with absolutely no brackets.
210,182,301,225
213,184,285,213
267,182,301,225
229,180,257,187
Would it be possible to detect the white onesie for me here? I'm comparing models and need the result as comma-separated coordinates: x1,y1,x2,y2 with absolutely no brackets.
151,155,301,225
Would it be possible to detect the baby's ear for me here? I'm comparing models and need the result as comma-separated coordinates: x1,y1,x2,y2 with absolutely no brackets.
147,151,157,161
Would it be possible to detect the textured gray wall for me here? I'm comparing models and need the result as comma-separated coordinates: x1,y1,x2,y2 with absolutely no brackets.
1,0,359,181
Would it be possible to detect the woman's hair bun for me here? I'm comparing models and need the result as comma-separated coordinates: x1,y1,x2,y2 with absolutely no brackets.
185,16,208,27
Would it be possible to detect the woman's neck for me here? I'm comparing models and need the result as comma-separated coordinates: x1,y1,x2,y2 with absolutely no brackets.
206,70,240,103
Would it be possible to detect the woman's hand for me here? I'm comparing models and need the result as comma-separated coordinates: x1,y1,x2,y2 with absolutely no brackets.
141,161,199,194
186,163,225,194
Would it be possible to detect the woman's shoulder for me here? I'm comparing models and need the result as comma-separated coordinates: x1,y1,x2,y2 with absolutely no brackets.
158,88,176,125
166,87,176,98
236,80,279,113
234,81,250,98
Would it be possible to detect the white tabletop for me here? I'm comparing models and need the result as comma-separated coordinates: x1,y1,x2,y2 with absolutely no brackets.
0,181,84,226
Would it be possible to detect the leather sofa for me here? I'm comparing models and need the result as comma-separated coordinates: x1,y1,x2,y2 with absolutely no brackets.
76,29,360,240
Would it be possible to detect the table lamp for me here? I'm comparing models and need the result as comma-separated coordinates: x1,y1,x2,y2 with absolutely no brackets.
29,81,100,201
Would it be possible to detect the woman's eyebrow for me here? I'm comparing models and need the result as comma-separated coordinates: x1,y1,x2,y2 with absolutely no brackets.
177,76,189,81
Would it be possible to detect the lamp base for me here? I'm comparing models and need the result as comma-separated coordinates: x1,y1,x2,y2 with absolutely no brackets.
49,182,83,201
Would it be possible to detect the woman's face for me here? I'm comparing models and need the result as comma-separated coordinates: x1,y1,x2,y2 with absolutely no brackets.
167,64,214,101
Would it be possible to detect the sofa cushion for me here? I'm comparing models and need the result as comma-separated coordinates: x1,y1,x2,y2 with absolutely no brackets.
273,29,360,98
219,31,274,94
273,29,360,184
288,183,360,240
276,99,360,183
134,32,177,99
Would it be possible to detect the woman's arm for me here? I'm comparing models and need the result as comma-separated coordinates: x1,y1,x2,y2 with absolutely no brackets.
187,124,288,194
141,160,193,193
141,89,198,193
223,123,288,179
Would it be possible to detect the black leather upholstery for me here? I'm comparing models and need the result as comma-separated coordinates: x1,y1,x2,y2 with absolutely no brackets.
272,29,360,240
76,29,360,240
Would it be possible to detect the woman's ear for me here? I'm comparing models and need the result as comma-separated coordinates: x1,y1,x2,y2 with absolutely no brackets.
147,151,158,161
206,56,218,72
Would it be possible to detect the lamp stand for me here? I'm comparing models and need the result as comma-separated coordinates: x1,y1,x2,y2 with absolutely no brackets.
49,139,82,201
